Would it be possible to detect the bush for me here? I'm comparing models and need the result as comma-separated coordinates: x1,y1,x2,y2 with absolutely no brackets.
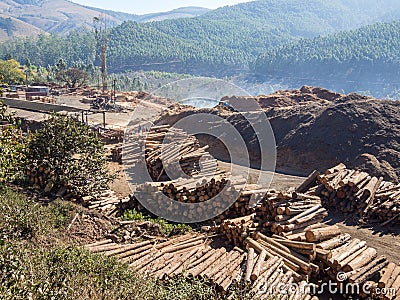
0,100,27,183
121,209,192,237
27,114,115,196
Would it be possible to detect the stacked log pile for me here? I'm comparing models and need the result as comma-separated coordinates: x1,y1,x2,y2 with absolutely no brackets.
131,125,217,180
316,233,391,297
132,174,257,223
80,190,129,217
84,233,312,299
254,188,329,240
316,163,400,225
26,164,53,191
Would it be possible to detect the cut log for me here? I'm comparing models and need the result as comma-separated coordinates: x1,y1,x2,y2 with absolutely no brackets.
245,247,256,282
342,247,377,272
305,225,341,243
251,249,268,281
378,262,397,288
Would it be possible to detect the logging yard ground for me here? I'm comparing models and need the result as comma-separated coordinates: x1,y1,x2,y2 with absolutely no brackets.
110,159,400,264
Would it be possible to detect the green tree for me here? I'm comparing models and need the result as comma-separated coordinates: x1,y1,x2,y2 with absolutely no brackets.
56,67,89,88
0,59,25,84
0,100,27,183
27,114,115,195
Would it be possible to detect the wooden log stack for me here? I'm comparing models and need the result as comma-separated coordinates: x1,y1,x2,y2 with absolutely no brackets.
135,125,218,181
84,234,309,299
315,233,393,298
80,189,129,217
26,163,53,191
316,163,400,226
254,189,329,240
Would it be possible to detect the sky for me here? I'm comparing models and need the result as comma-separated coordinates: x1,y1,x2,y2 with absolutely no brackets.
71,0,253,15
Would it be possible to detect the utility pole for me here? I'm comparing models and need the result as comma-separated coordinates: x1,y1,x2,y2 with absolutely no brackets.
113,79,116,104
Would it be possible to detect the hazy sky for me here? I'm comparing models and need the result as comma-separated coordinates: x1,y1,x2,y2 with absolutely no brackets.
71,0,253,14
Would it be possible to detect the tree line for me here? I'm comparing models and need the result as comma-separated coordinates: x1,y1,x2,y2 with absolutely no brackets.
2,0,400,77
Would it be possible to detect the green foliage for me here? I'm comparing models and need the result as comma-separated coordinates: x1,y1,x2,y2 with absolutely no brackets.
0,242,225,300
27,114,114,196
0,187,72,241
0,59,25,84
0,101,27,183
108,71,192,92
252,20,400,97
56,67,89,88
2,0,400,77
121,209,192,237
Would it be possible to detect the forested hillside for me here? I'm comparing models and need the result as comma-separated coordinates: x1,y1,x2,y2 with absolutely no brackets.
0,0,208,40
2,0,400,76
253,21,400,97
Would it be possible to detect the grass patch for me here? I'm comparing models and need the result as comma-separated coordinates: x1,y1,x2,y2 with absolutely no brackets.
0,187,220,299
0,186,74,241
0,242,221,300
121,209,192,236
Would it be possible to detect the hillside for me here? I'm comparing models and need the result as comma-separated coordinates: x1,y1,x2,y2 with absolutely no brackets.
252,21,400,97
0,0,208,40
106,0,400,75
2,0,400,76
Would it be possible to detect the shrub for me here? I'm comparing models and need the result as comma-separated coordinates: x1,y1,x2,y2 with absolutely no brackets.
0,243,222,300
121,209,192,237
26,114,115,196
0,100,27,183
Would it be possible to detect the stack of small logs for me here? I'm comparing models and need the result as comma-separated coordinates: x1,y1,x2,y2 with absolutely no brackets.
139,125,217,180
316,233,393,298
84,233,314,299
129,177,269,224
80,190,129,217
133,174,255,223
219,214,258,247
26,164,52,190
254,188,329,240
316,163,400,225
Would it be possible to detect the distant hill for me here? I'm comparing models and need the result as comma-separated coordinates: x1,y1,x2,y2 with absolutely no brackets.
2,0,400,78
0,0,209,40
252,20,400,98
105,0,400,75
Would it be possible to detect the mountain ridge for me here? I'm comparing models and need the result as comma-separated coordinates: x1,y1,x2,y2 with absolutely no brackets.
0,0,209,40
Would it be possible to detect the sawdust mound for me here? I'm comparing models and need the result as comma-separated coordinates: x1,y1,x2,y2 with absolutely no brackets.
158,87,400,182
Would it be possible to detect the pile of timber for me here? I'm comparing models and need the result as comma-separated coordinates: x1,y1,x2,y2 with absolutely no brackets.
316,233,392,298
127,177,267,224
84,233,312,299
254,188,328,238
126,125,221,181
219,214,258,247
26,163,53,191
317,163,400,226
80,190,129,217
245,234,320,277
